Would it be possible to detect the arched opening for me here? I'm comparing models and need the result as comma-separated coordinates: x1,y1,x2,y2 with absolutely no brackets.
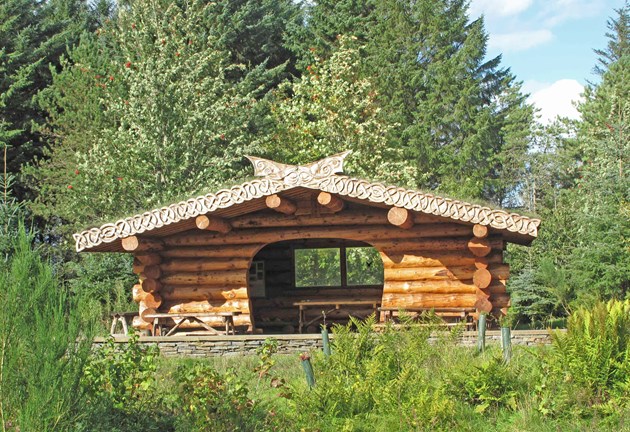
249,238,384,334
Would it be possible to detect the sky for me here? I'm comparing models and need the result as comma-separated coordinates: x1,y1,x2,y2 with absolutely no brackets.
468,0,626,124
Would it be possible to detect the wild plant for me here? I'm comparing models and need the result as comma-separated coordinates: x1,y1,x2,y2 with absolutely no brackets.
548,299,630,409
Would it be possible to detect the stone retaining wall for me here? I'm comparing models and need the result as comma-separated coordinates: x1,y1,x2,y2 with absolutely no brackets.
93,329,559,358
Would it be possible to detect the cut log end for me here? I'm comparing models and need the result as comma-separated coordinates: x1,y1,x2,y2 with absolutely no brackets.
195,215,231,234
141,264,161,280
387,207,414,229
266,194,297,215
473,224,489,239
140,278,161,293
122,236,164,252
317,192,344,213
473,268,492,289
468,237,491,257
474,297,493,313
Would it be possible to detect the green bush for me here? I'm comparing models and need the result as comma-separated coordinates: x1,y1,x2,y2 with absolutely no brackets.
79,334,175,431
548,299,630,410
449,356,519,413
174,363,268,432
289,316,457,431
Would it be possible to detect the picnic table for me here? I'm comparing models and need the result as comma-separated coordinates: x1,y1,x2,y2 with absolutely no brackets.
377,307,475,328
143,311,242,336
110,312,137,336
293,300,380,333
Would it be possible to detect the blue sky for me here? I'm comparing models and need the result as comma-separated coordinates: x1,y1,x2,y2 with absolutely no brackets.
468,0,625,124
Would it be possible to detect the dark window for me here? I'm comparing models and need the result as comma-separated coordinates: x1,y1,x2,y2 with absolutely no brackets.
294,246,383,288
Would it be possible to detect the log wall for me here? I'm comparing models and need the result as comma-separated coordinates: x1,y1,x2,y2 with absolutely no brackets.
129,201,510,333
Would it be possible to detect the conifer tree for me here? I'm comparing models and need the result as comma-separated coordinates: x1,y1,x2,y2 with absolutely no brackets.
0,0,93,194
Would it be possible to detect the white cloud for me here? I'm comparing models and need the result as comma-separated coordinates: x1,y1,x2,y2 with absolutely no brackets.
469,0,533,18
488,29,553,52
527,79,584,124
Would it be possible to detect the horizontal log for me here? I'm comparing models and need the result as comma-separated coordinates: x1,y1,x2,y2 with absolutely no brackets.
140,307,158,322
256,308,377,321
160,245,262,259
164,225,473,247
132,284,147,302
229,209,448,229
134,253,162,266
475,297,493,313
141,265,161,280
139,292,162,309
132,315,152,330
473,224,489,239
161,270,248,286
473,268,492,289
162,299,250,314
132,259,145,274
384,265,510,282
474,257,489,269
195,215,231,234
160,258,250,273
381,251,503,268
388,207,414,229
376,237,502,253
266,194,297,215
383,283,476,295
140,278,161,293
468,237,493,257
381,293,478,309
317,192,344,213
161,286,248,301
122,236,164,252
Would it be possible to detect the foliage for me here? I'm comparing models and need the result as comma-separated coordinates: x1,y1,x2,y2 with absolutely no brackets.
0,0,94,195
174,363,271,432
0,224,95,431
288,316,458,430
449,356,519,413
266,35,417,186
31,0,295,233
549,300,630,409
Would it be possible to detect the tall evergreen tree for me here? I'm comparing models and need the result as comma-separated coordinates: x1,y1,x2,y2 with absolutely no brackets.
289,0,533,203
0,0,93,196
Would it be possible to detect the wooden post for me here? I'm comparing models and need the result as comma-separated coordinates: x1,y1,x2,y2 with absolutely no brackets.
300,352,316,388
387,207,414,229
266,194,297,215
477,313,487,353
321,326,331,357
195,215,231,233
501,326,512,362
317,192,344,213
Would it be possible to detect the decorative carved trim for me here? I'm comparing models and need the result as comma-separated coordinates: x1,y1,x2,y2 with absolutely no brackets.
74,154,541,252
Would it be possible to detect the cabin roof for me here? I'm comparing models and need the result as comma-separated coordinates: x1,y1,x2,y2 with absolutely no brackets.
73,152,541,252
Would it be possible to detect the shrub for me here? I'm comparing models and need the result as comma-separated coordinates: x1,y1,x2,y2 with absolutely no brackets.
548,299,630,409
449,356,519,413
174,363,266,432
289,315,457,431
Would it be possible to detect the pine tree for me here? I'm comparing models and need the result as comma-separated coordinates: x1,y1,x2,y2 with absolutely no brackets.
593,1,629,76
290,0,533,202
0,0,93,195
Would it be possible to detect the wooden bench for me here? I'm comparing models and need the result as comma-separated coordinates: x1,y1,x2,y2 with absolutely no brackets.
143,311,242,336
110,312,137,336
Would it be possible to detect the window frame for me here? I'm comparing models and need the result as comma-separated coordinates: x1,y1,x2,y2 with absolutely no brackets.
293,244,383,289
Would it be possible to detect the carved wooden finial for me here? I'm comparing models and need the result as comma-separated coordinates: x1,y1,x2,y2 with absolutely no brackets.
245,151,352,182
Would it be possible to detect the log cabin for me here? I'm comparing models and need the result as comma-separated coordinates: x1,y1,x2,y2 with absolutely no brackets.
74,152,540,334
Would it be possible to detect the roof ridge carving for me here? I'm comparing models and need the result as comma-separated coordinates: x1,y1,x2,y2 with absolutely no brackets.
73,154,540,252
